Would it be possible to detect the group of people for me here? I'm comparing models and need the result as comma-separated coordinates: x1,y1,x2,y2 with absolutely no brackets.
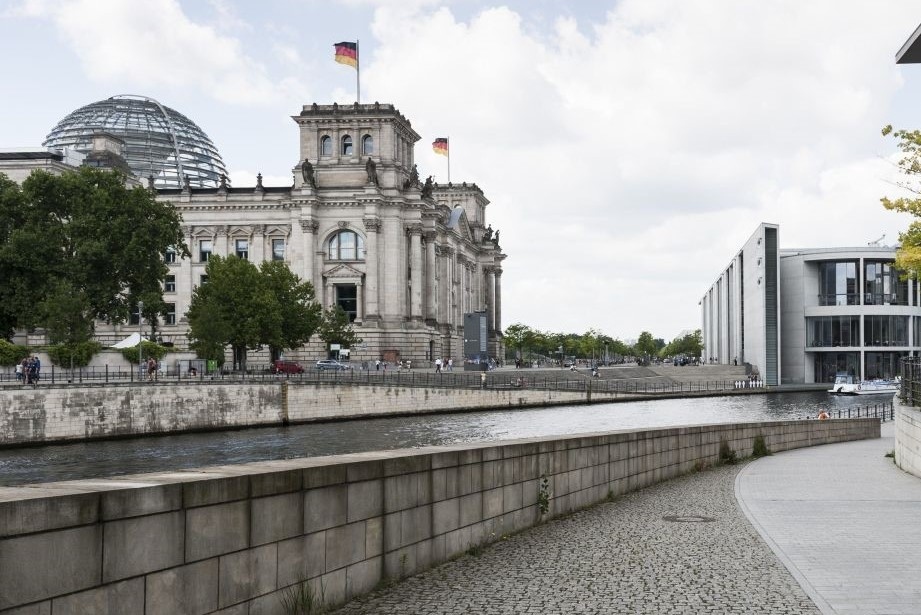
14,356,41,385
145,357,159,381
434,357,454,373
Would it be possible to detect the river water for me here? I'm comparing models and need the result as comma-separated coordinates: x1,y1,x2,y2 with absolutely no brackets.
0,391,893,486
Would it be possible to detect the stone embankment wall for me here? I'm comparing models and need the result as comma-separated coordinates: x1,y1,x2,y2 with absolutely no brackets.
0,382,591,446
0,418,879,614
895,398,921,478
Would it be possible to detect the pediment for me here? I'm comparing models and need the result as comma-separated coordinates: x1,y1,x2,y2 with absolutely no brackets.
324,263,364,278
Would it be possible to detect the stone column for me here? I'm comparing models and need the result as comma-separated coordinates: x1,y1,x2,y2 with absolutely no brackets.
363,218,381,321
486,266,496,334
300,219,318,289
407,224,423,320
356,280,364,321
253,225,266,263
494,268,503,334
424,231,437,325
442,247,454,327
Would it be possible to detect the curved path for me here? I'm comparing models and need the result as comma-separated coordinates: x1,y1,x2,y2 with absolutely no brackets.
334,463,818,614
736,421,921,615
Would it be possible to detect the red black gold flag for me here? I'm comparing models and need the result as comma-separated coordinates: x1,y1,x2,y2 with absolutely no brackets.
432,138,449,156
334,41,358,68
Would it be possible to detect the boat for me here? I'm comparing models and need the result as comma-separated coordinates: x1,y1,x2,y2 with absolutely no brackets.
828,373,900,396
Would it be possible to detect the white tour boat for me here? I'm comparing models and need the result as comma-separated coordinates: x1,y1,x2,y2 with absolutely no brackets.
828,373,900,396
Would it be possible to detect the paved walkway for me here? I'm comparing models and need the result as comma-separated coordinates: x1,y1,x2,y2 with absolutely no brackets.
737,421,921,615
332,422,921,614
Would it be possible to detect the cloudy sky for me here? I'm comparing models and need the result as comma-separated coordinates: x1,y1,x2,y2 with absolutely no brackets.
3,0,921,342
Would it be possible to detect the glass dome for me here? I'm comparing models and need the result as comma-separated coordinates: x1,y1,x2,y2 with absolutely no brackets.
43,95,228,189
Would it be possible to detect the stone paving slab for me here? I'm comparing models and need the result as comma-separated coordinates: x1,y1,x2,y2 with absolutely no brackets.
333,461,819,614
736,422,921,615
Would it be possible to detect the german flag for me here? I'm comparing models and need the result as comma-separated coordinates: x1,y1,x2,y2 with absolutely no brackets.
334,41,358,68
433,138,449,156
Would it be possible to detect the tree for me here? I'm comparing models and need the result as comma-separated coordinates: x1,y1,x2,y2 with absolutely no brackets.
634,331,657,358
881,125,921,276
187,255,279,370
259,261,322,362
0,168,187,340
504,323,532,358
317,306,362,352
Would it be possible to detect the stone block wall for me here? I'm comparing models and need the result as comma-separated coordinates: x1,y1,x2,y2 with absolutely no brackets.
0,382,588,445
895,398,921,478
0,418,879,614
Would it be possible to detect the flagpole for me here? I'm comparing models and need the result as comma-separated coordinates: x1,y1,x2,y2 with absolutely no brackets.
447,136,450,183
356,39,361,103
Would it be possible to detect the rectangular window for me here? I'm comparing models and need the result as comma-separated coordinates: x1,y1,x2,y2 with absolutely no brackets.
200,274,209,286
165,303,176,325
129,305,140,326
864,315,909,346
864,261,908,306
272,238,285,261
164,275,176,293
235,239,249,260
164,247,176,264
199,239,212,262
818,261,858,306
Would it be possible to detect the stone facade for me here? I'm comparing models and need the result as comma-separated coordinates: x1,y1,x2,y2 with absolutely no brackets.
3,102,507,366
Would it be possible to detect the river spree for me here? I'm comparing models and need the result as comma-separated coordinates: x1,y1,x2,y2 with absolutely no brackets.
0,391,892,486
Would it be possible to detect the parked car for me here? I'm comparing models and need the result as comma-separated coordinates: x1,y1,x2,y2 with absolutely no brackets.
272,360,304,374
315,359,352,371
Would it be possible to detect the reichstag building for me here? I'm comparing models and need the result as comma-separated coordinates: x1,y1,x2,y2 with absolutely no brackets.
2,95,507,366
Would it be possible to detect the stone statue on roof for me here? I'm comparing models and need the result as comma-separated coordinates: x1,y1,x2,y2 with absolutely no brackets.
421,175,434,199
484,224,493,241
365,157,379,186
300,158,316,188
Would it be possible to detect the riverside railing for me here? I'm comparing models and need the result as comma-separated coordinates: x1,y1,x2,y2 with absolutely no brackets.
0,364,767,396
901,356,921,407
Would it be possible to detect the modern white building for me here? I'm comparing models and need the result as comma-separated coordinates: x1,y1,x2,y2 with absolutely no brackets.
702,223,921,384
2,97,507,366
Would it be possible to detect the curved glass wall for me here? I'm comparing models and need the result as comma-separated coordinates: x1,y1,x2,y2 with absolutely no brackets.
818,261,858,306
865,352,907,379
43,95,228,189
814,352,859,383
864,261,908,305
807,316,860,347
864,315,909,347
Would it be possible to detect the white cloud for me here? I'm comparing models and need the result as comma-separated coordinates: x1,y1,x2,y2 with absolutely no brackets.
22,0,304,106
358,0,921,339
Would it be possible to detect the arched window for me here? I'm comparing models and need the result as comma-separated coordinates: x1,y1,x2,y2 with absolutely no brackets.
328,230,365,260
361,134,373,155
341,135,353,156
320,135,332,156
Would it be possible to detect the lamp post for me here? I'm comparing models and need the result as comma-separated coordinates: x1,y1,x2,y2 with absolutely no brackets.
138,300,144,381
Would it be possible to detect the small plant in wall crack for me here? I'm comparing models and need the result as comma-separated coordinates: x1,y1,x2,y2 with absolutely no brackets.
752,435,771,458
279,580,326,615
537,473,552,515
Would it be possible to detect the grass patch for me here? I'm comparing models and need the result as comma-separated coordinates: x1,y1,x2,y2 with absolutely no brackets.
279,580,326,615
718,440,737,465
752,435,771,458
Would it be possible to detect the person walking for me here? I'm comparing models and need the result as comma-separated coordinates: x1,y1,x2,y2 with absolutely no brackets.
15,360,23,383
480,371,487,389
435,357,442,373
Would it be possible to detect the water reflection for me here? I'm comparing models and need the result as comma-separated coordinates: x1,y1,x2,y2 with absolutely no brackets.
0,392,892,486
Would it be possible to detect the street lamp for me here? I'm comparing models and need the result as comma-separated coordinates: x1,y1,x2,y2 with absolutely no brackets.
138,300,144,381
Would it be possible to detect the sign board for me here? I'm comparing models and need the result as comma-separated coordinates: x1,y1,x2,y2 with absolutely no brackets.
330,344,341,351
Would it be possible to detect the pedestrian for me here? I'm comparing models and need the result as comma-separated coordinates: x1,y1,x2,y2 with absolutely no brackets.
15,359,23,383
375,359,381,371
447,358,453,371
480,371,486,389
435,357,442,373
817,410,830,420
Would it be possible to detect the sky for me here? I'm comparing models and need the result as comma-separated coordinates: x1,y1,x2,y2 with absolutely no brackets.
3,0,921,342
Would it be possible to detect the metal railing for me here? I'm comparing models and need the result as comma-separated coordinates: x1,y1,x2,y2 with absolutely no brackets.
901,357,921,407
827,402,894,422
0,364,765,396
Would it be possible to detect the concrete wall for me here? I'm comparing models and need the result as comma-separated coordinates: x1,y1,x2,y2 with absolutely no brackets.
0,382,590,446
0,418,879,614
895,398,921,478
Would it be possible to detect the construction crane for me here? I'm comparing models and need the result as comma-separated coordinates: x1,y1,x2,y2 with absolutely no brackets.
867,233,886,247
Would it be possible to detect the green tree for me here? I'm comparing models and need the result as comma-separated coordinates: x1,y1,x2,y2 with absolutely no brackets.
881,125,921,276
187,255,279,370
259,261,322,362
0,168,187,340
634,331,657,358
504,323,533,359
317,306,362,351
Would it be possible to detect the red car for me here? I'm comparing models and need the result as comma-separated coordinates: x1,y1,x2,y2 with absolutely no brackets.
272,360,304,374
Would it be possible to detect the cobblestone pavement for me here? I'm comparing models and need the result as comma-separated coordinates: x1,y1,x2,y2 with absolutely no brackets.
334,462,819,615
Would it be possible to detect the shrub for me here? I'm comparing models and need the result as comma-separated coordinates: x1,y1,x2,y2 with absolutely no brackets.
0,340,30,366
119,340,169,364
47,341,102,367
718,440,737,465
752,435,771,458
